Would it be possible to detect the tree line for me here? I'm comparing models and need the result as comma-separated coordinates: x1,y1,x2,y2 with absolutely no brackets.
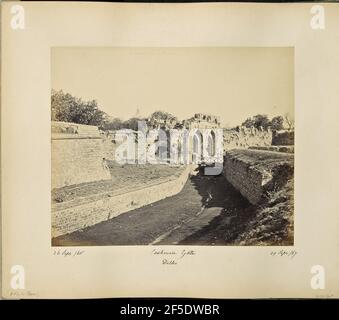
51,90,106,127
241,114,294,131
52,90,294,132
51,90,180,131
52,90,178,131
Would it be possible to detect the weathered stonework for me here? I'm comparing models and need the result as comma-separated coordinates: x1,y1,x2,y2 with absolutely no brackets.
223,149,293,204
272,130,294,146
249,145,294,153
223,126,272,151
52,165,193,238
147,113,221,130
52,121,111,189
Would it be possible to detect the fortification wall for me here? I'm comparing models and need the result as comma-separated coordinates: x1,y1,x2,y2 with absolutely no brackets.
52,165,193,237
223,127,272,151
102,126,273,164
51,121,111,189
272,130,294,146
249,145,294,153
223,149,293,204
102,135,119,161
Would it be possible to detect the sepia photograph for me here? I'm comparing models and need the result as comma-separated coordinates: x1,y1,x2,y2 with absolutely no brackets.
3,1,339,300
51,47,294,246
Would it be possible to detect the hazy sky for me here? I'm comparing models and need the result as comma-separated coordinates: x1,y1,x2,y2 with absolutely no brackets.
52,47,294,127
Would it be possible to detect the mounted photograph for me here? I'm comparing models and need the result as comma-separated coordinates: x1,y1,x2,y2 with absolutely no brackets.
51,47,294,246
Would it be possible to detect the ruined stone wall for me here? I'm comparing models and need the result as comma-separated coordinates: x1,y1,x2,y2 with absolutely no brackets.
101,125,274,164
52,121,111,189
223,149,293,204
249,145,294,153
272,130,294,146
223,151,267,204
223,127,272,151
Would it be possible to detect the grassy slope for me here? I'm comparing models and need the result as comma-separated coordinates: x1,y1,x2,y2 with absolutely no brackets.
233,178,294,245
180,150,294,246
52,162,184,204
230,149,294,245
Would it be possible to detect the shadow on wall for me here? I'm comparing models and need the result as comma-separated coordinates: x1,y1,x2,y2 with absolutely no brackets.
180,169,259,245
179,154,294,246
190,166,251,211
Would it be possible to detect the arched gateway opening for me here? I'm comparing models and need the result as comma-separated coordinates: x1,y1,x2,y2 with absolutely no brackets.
192,130,203,164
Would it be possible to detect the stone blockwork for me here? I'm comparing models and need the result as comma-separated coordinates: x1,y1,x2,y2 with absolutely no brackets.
147,113,221,130
52,165,193,238
223,149,294,204
223,127,272,151
102,125,273,164
102,133,120,161
249,145,294,153
52,121,111,189
272,130,294,146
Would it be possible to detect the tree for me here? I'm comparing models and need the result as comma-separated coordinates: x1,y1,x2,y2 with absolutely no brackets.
284,113,294,131
123,117,144,131
270,115,284,131
51,90,78,123
102,118,124,131
150,111,177,122
51,90,106,127
241,117,255,128
242,114,270,130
